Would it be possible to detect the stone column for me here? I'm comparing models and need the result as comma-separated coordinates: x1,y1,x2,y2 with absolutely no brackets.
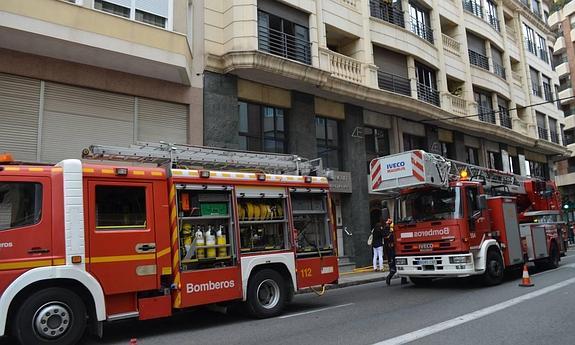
203,71,239,148
288,92,317,158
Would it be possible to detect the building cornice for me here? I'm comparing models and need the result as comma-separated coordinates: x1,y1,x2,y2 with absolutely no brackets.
504,0,553,37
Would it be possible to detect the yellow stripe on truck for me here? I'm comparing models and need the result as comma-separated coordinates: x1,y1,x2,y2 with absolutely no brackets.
0,259,53,271
88,253,156,264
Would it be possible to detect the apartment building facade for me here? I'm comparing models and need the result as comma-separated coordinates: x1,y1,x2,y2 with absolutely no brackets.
0,0,203,163
203,0,567,267
549,1,575,219
0,0,568,267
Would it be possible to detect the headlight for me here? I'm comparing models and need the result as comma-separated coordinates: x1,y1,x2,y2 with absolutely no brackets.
396,258,407,265
449,256,471,264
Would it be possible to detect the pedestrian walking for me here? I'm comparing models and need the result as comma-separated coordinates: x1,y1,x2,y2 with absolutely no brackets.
381,209,408,286
370,220,385,271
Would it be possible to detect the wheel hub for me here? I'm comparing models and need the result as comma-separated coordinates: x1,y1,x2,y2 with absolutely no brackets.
34,302,71,339
257,279,280,310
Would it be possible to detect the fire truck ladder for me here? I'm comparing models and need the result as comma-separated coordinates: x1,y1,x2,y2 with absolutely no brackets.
81,142,323,176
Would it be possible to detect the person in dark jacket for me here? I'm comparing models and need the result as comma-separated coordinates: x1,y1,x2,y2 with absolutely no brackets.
382,209,408,286
371,220,385,271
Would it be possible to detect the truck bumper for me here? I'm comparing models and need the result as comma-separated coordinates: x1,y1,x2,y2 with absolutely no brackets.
396,253,477,278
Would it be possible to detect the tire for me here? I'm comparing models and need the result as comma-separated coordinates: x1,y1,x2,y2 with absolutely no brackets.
245,269,286,318
409,277,433,286
13,287,87,345
482,249,504,286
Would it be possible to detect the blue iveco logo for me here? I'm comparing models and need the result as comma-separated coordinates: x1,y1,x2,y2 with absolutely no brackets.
386,161,406,169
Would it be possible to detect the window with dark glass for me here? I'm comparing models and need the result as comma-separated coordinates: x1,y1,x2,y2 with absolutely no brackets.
537,34,548,62
474,89,495,123
523,23,536,54
549,117,559,144
94,0,130,17
498,96,511,128
316,117,342,170
530,68,541,97
509,155,521,174
258,10,311,64
239,101,286,153
536,112,548,140
542,75,553,101
403,133,426,151
488,151,503,171
96,186,146,230
466,146,480,165
528,160,549,179
415,61,439,105
135,10,167,28
409,1,433,43
486,0,499,31
0,183,42,231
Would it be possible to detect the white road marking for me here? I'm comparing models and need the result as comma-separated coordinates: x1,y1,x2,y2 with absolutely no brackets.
373,277,575,345
279,303,354,319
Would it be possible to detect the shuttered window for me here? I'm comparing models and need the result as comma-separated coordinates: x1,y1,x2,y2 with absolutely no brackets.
137,98,188,144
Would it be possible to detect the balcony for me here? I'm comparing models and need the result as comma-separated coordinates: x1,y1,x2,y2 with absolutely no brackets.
442,34,461,56
554,36,566,54
0,0,193,84
444,93,467,116
538,126,548,140
556,61,570,78
487,14,500,32
469,50,489,70
410,19,434,44
320,48,363,84
377,71,411,96
493,62,506,79
550,130,560,144
477,106,496,124
559,84,574,101
258,24,311,65
370,0,405,28
463,0,483,19
499,110,512,129
417,83,440,106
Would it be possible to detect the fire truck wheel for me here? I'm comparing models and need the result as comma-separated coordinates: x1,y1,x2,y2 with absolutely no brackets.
13,287,87,345
482,250,504,286
246,269,286,318
409,277,433,286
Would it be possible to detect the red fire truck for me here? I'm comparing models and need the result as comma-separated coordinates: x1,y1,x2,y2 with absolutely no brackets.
0,143,338,345
370,150,566,286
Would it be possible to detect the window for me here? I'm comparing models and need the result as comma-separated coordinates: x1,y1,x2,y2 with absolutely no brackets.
96,186,147,229
523,23,536,54
370,0,405,28
463,0,483,18
509,155,521,174
542,75,553,101
94,0,170,29
549,118,559,144
531,0,541,17
536,112,548,140
498,96,511,128
0,183,42,231
403,133,426,151
396,187,462,223
537,34,548,62
409,1,433,43
291,192,333,257
239,102,286,153
528,160,549,179
466,186,481,221
466,146,479,165
316,117,342,170
530,68,541,97
488,150,503,171
474,89,495,123
486,0,499,31
415,61,439,105
365,127,390,169
258,10,311,64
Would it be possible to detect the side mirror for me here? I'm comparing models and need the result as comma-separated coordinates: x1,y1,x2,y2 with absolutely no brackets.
477,194,487,210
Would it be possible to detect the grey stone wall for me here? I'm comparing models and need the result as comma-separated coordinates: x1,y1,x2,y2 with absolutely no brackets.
454,132,467,162
341,103,371,266
288,92,317,159
203,72,239,148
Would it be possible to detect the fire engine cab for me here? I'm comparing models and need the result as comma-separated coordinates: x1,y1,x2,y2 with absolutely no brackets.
0,144,338,345
370,150,566,286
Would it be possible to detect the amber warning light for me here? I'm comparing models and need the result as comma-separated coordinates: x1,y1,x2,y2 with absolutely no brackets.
0,153,14,163
460,170,469,180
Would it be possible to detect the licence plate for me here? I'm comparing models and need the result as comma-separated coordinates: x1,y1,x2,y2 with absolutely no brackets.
417,259,435,265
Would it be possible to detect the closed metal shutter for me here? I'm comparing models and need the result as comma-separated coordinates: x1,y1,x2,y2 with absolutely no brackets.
137,98,188,144
0,74,40,161
41,83,135,162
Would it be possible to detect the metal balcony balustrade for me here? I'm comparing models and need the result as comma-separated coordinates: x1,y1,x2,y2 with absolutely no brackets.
377,71,411,96
417,83,440,106
477,105,496,123
493,62,506,79
410,18,434,44
463,0,483,18
537,126,548,140
468,50,489,70
543,84,553,102
550,130,560,144
370,0,405,28
258,24,311,65
499,110,512,128
488,14,500,31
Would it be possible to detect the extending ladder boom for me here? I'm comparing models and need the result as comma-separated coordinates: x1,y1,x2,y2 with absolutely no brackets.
82,142,323,176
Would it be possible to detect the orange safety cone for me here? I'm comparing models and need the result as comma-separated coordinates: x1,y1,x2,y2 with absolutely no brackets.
518,264,534,287
130,339,138,345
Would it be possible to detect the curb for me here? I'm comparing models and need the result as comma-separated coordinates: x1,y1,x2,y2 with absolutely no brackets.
296,276,388,295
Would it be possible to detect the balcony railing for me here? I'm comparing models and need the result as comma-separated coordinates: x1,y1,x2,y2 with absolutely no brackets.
337,0,359,10
469,50,489,70
410,19,434,44
445,93,467,116
478,105,496,123
543,84,553,102
377,71,411,96
442,34,461,56
488,14,500,32
258,24,311,65
493,62,506,79
325,50,363,84
463,0,483,18
370,0,405,28
417,83,440,106
550,130,560,144
499,109,512,128
537,126,548,140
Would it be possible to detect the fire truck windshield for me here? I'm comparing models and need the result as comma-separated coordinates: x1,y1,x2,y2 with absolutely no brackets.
396,187,462,223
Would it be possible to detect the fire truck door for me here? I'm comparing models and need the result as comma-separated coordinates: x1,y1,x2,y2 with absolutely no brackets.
87,181,158,295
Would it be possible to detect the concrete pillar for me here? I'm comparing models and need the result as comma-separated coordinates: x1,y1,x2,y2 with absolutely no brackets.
203,71,239,148
341,103,370,266
431,0,448,97
288,92,317,158
407,56,418,99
